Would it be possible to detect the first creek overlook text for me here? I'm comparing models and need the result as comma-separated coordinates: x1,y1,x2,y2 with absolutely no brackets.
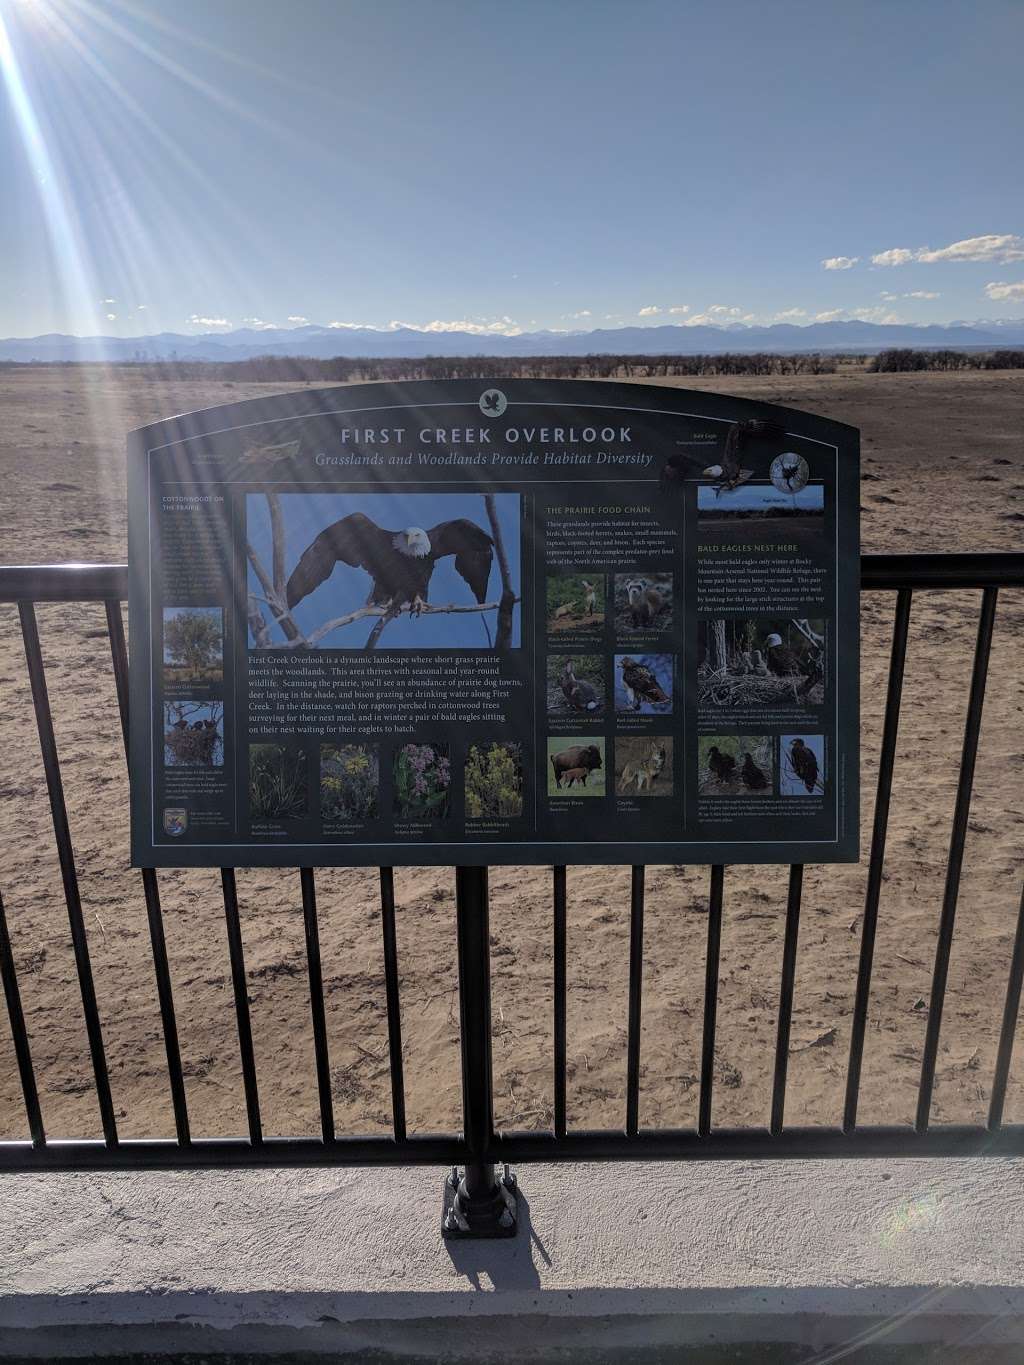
312,425,652,467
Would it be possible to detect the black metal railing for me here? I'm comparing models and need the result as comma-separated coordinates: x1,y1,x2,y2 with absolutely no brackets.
1,555,1023,1235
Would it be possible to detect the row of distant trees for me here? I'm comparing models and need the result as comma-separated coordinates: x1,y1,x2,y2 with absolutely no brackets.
24,351,839,383
869,348,1024,372
6,349,1023,381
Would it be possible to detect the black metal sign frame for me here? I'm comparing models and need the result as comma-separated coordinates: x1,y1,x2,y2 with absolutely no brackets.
127,379,859,867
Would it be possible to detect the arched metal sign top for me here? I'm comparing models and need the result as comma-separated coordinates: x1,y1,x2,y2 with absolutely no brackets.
128,379,859,866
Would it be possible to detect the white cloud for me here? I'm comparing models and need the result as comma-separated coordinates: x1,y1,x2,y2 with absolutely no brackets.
638,305,661,316
984,280,1024,302
137,304,147,310
871,248,916,267
873,235,1024,268
286,315,309,324
389,317,523,336
242,317,276,330
327,320,377,329
812,306,904,323
188,314,231,329
906,290,940,299
774,307,808,320
822,256,858,271
106,313,117,321
683,304,756,326
566,309,592,319
668,304,690,315
103,297,116,303
918,234,1024,264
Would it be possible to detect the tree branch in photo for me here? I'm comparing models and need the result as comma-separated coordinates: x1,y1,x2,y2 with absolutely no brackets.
484,492,517,651
247,595,271,648
246,538,305,644
258,597,518,650
267,491,287,600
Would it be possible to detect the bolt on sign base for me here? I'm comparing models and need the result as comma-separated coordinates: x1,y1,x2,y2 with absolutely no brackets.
441,1166,518,1239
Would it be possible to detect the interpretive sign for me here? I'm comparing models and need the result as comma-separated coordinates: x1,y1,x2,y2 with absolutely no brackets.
128,379,859,867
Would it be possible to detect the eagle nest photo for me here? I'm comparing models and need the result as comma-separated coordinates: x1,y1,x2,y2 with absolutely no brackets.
698,618,826,707
246,490,521,651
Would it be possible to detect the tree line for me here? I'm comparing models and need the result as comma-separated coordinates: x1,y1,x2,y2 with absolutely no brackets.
47,351,839,383
8,348,1023,381
869,348,1024,372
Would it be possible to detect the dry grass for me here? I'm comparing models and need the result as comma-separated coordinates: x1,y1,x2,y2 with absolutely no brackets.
0,365,1021,1142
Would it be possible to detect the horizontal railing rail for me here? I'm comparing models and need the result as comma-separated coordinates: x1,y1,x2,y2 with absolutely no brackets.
1,554,1023,1235
2,552,1023,603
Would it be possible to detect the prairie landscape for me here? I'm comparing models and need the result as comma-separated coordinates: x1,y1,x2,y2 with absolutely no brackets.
0,364,1022,1144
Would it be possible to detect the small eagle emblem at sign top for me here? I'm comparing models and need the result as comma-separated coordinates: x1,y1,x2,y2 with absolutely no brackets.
479,388,507,417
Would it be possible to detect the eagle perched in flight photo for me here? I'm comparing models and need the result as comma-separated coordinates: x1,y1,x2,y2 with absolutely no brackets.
659,418,787,495
285,511,495,616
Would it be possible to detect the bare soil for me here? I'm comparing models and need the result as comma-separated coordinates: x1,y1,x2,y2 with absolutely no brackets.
0,366,1022,1143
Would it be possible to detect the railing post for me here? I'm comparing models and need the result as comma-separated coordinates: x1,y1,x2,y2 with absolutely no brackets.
442,866,517,1238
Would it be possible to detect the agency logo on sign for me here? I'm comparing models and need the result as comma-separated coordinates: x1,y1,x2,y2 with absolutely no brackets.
163,807,188,837
479,388,507,418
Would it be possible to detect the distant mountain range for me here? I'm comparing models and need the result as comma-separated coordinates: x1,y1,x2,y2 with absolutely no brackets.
2,318,1023,363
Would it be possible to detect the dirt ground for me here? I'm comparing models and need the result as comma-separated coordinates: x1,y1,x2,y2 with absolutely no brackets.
0,365,1021,1144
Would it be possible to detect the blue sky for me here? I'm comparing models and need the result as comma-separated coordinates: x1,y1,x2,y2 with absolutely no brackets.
1,0,1022,338
247,490,521,648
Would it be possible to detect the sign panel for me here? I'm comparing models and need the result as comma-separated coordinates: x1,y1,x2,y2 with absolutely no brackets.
128,379,859,867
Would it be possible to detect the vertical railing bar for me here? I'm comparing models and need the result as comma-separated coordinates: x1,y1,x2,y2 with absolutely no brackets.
105,599,190,1145
103,599,131,753
140,869,191,1143
988,883,1024,1133
844,587,913,1131
699,865,725,1137
625,865,645,1138
18,601,118,1145
299,868,334,1143
553,866,567,1139
770,864,804,1136
220,868,262,1144
454,866,499,1201
0,889,45,1146
379,868,407,1142
917,586,999,1132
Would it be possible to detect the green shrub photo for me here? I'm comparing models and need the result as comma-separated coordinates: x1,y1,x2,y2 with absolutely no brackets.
249,744,308,819
320,744,379,823
465,741,524,819
162,606,223,684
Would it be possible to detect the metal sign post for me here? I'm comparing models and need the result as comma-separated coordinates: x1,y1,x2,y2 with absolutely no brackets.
443,866,518,1237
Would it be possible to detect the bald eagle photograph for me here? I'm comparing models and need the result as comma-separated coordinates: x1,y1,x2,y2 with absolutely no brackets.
247,491,521,649
698,618,826,707
781,734,826,797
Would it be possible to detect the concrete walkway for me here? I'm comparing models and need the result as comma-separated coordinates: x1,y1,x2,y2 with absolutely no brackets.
2,1158,1024,1359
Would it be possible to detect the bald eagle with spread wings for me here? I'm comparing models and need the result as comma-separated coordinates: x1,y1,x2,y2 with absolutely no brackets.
285,512,495,619
660,418,787,495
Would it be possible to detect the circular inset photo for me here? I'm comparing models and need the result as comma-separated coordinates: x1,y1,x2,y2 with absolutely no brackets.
770,453,810,495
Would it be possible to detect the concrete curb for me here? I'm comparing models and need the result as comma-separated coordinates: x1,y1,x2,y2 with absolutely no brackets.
2,1158,1023,1357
